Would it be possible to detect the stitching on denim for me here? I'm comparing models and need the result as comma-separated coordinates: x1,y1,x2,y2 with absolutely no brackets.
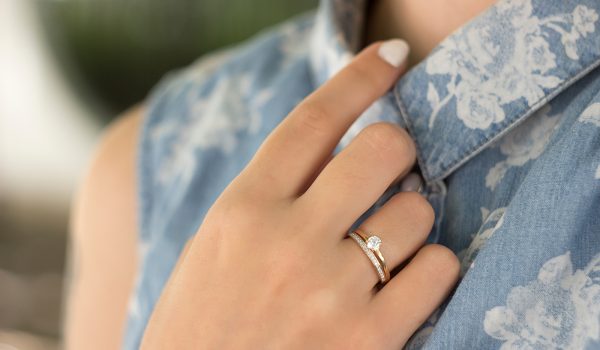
393,81,433,182
428,179,447,243
394,56,600,182
435,56,600,181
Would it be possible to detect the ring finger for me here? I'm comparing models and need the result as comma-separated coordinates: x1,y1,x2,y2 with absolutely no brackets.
338,191,435,289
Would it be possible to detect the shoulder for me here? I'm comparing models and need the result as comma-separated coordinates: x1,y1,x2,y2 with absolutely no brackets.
72,104,142,251
87,106,142,186
75,106,142,227
66,106,142,350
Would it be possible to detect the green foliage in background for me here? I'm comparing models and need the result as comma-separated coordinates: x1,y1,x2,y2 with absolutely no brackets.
37,0,317,120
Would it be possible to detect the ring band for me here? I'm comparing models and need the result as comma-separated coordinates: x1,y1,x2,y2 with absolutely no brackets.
348,229,391,285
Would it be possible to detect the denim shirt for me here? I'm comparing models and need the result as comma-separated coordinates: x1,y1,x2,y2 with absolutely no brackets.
124,0,600,348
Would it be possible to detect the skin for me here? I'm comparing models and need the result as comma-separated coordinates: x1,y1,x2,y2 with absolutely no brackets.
64,107,141,350
141,42,459,349
366,0,498,65
65,1,497,348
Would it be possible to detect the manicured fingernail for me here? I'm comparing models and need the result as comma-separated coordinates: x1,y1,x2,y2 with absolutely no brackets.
400,172,423,193
378,39,410,68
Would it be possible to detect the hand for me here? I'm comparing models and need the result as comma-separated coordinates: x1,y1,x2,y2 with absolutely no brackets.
141,39,460,350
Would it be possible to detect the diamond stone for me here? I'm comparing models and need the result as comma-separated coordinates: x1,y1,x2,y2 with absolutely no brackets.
348,232,385,282
366,236,382,250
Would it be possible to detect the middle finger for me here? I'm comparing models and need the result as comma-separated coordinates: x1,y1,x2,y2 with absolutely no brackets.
245,40,410,198
338,191,435,289
296,122,416,237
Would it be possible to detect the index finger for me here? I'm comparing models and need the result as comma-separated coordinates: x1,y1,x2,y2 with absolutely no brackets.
246,39,410,198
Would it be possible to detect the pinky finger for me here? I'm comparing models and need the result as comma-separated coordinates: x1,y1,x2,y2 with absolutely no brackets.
368,244,460,348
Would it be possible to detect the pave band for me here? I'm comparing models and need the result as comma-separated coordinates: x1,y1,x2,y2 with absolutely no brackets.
348,229,390,285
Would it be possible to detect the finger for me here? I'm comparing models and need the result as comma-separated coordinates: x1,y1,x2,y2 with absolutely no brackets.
299,153,334,194
160,238,194,291
368,245,460,348
152,238,194,307
297,122,416,236
397,172,424,193
244,39,410,198
171,238,194,277
338,191,434,287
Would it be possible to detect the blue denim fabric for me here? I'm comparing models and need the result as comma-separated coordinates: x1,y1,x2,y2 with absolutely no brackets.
123,0,600,348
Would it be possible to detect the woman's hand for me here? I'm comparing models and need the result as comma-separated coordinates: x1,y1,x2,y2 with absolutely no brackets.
141,39,460,350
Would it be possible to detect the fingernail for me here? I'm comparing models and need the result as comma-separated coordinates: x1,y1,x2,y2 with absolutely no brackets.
400,172,423,193
378,39,410,68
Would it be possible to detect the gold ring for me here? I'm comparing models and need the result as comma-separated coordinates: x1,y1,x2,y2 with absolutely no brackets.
348,229,390,285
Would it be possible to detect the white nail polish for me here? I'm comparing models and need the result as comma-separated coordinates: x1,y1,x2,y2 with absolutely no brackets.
378,39,410,68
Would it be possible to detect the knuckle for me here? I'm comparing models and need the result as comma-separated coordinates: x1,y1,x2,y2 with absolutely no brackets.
360,122,414,159
267,253,309,292
361,122,398,147
213,193,255,219
418,244,460,279
295,101,333,135
345,63,384,92
395,126,417,158
268,235,316,274
347,323,379,349
301,288,338,321
403,191,435,227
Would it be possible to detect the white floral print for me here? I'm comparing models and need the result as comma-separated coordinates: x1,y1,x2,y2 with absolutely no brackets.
425,1,598,129
563,5,599,60
152,72,273,185
576,102,600,181
309,0,358,82
580,102,600,126
279,19,312,69
455,80,506,130
458,207,506,276
485,105,561,190
484,251,600,349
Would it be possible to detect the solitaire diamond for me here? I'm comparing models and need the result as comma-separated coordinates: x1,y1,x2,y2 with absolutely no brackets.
366,235,382,250
348,232,385,282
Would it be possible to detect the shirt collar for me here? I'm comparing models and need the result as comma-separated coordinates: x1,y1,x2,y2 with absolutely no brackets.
309,0,600,182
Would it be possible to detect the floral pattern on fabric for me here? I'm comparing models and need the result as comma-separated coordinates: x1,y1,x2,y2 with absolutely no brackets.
579,103,600,181
279,18,314,69
124,1,600,349
149,18,314,186
152,72,274,185
580,102,600,126
485,105,561,190
458,207,506,276
425,1,598,130
484,252,600,349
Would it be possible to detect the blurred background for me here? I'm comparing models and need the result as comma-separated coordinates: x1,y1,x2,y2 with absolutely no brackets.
0,0,317,348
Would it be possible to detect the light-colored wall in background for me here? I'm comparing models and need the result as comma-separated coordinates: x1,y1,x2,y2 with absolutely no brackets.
0,1,103,347
0,0,101,212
